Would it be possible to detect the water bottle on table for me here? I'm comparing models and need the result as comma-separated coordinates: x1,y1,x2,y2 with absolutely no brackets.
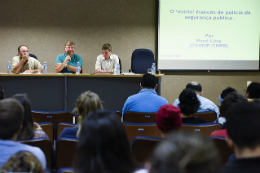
116,63,120,75
151,63,156,75
43,62,47,74
76,62,80,74
7,61,12,74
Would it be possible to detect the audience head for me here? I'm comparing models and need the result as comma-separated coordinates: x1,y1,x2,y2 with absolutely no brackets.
156,104,182,134
149,131,220,173
75,109,134,173
12,93,34,140
0,98,24,140
179,88,200,116
141,73,157,90
226,102,260,151
186,82,202,95
246,82,260,99
76,91,103,136
220,92,247,117
219,87,237,105
0,83,4,100
0,151,44,173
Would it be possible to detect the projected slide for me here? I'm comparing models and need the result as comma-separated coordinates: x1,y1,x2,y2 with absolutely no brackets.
158,0,260,70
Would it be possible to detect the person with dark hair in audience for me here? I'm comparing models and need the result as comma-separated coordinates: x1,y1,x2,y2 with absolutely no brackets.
156,104,182,136
60,91,103,138
0,83,4,100
74,109,134,173
219,87,237,106
136,131,221,173
245,82,260,101
223,102,260,173
12,94,48,140
178,88,206,124
122,73,168,118
0,98,46,168
0,151,44,173
173,82,219,119
211,92,248,138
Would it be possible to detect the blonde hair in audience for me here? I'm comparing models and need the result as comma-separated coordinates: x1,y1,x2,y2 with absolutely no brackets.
76,91,103,137
0,151,44,173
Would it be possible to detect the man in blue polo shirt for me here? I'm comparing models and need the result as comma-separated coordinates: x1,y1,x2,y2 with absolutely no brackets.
55,41,82,73
122,73,168,119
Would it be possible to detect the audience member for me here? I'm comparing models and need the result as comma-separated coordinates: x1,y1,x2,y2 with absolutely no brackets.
224,102,260,173
173,82,219,119
211,92,247,138
13,94,48,140
122,73,168,118
156,104,182,135
95,43,119,74
0,98,46,168
55,41,82,73
12,45,43,74
0,151,44,173
74,110,134,173
0,84,4,100
137,131,220,173
219,87,237,105
245,82,260,101
179,88,206,124
60,91,103,138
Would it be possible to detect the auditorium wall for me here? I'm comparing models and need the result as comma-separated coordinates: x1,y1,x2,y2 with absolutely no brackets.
0,0,259,106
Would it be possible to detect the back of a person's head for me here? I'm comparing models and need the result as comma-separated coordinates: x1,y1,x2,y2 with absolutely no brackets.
156,104,182,133
220,87,237,99
0,151,44,173
186,82,202,92
150,131,220,173
179,88,200,115
226,102,260,150
220,92,247,117
246,82,260,99
75,109,134,173
12,93,34,140
0,98,24,140
141,73,157,89
0,83,4,100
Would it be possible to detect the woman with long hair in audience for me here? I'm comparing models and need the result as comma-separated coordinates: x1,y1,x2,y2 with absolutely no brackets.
13,94,48,140
178,88,206,124
74,109,134,173
60,91,103,138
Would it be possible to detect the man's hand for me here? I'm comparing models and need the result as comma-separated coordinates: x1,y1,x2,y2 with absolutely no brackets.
95,69,103,73
23,70,38,73
21,54,29,62
64,55,71,64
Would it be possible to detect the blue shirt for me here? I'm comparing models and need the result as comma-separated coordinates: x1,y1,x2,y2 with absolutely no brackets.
55,53,82,73
173,95,219,118
0,139,46,168
122,89,168,118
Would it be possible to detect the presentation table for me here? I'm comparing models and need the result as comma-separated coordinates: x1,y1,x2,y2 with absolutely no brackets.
0,73,164,111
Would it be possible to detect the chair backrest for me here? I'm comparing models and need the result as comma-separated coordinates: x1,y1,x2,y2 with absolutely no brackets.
112,110,122,120
192,111,217,123
20,138,52,170
56,137,78,170
123,112,156,123
56,123,76,139
132,136,162,165
181,123,221,137
124,122,162,146
29,53,38,59
57,168,74,173
212,137,233,166
38,122,54,143
31,111,73,128
131,49,155,73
